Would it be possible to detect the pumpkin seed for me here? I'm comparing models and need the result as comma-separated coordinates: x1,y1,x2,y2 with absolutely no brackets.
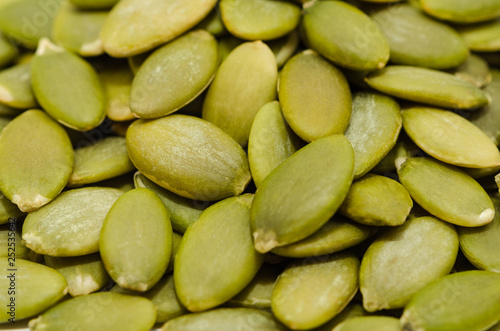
126,114,251,201
100,188,172,292
98,60,135,122
453,54,492,87
268,30,299,68
371,138,421,175
28,292,157,331
31,39,106,131
401,270,500,331
0,192,24,224
0,257,67,323
217,36,243,63
174,194,263,312
458,19,500,52
344,91,402,178
219,0,301,40
69,0,118,10
0,103,20,117
44,253,111,297
0,32,17,67
272,252,359,330
22,187,124,256
397,157,494,227
420,0,500,23
312,303,369,331
333,316,401,331
248,101,304,188
100,0,217,57
366,65,489,109
202,40,277,146
0,110,73,212
195,7,227,38
402,107,500,168
130,30,218,119
0,224,37,260
0,62,37,109
278,50,352,142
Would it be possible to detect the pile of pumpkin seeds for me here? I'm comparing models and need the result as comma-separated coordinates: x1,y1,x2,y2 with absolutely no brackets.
2,0,500,330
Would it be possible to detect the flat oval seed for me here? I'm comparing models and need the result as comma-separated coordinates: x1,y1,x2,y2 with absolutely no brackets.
458,194,500,272
248,101,304,187
402,107,500,168
345,92,401,178
251,134,354,253
174,194,263,312
68,136,135,187
371,4,468,70
333,316,401,331
453,54,492,87
130,30,218,119
98,60,135,122
44,253,111,297
69,0,118,10
313,304,369,331
195,7,227,38
31,39,106,131
0,258,67,323
22,187,124,256
340,174,413,226
0,62,37,109
272,253,359,330
28,292,156,331
101,188,172,292
278,50,352,142
401,271,500,331
420,0,500,23
301,0,389,70
0,110,73,212
267,30,300,68
397,157,494,227
470,69,500,145
101,0,217,57
360,216,458,312
202,41,277,146
0,0,62,49
161,308,286,331
272,216,377,258
0,225,37,260
458,19,500,52
126,115,251,201
134,172,205,233
52,2,107,57
0,32,17,67
366,65,489,109
220,0,301,40
0,191,24,224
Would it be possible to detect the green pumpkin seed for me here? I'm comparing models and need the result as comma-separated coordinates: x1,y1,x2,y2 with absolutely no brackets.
217,36,243,63
397,157,494,227
134,172,205,233
0,224,38,260
251,134,354,253
371,4,468,70
458,194,500,273
68,136,135,187
272,215,376,258
101,188,172,292
127,51,151,75
345,92,402,178
52,2,107,57
312,303,369,331
470,69,500,145
195,7,227,38
278,50,352,142
458,19,500,52
0,110,73,212
248,101,304,188
366,65,489,109
0,32,17,67
126,115,251,201
340,174,413,226
301,0,389,70
421,0,500,23
69,0,118,10
130,30,218,119
161,308,286,331
0,192,24,224
167,232,182,272
202,41,277,146
267,30,299,68
360,216,458,311
333,316,401,331
0,0,62,49
44,253,111,297
22,187,123,256
0,62,37,109
100,0,217,57
372,138,421,175
228,263,281,309
401,270,500,331
31,39,106,131
453,54,492,87
220,0,301,40
29,292,156,331
174,194,263,312
272,252,359,330
98,60,135,121
0,258,67,323
402,107,500,168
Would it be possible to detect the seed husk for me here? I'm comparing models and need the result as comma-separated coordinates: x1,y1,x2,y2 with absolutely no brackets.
0,62,37,109
251,134,354,253
278,50,352,142
0,109,74,212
